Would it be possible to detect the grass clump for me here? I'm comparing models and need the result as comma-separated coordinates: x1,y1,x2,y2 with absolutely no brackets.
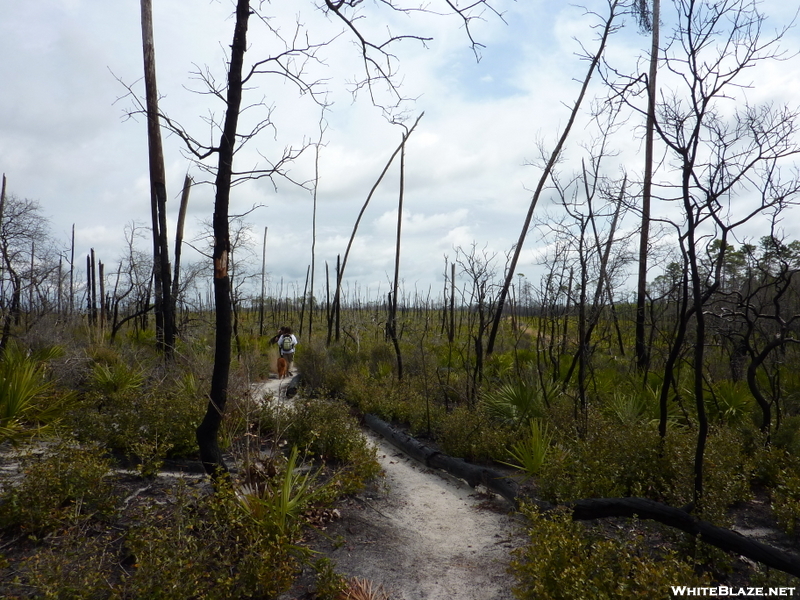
0,342,68,444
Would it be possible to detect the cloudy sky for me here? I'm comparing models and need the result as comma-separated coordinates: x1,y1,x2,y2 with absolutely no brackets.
2,0,800,304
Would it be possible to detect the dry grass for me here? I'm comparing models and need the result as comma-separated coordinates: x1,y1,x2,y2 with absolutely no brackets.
340,576,391,600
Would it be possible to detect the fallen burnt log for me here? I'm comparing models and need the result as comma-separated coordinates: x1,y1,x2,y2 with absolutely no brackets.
569,497,800,578
363,413,520,503
363,413,800,578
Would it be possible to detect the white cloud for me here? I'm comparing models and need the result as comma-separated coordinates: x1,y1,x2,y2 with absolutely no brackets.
1,0,799,300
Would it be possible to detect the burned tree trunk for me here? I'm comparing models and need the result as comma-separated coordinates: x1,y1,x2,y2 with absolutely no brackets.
171,173,192,330
140,0,174,356
196,0,250,478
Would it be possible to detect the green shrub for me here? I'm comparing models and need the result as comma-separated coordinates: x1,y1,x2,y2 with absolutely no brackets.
284,399,378,475
537,417,671,504
773,471,800,535
298,340,349,397
0,441,116,532
66,373,205,469
537,415,751,524
253,388,382,497
510,505,709,599
750,436,796,488
758,449,800,536
312,557,348,600
124,480,301,599
438,405,512,462
347,378,445,438
341,372,402,419
23,531,117,599
701,429,754,523
773,415,800,457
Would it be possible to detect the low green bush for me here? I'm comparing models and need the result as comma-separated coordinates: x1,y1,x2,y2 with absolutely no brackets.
311,557,349,599
438,405,513,462
298,340,350,397
258,397,381,495
773,415,800,457
65,373,205,471
124,480,302,599
23,530,118,599
773,473,800,535
0,441,116,532
537,414,752,524
509,505,710,599
757,448,800,536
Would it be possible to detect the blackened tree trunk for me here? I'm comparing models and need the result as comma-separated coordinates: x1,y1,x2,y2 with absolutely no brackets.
171,173,192,327
0,175,10,352
69,224,75,316
90,248,97,327
635,0,660,371
196,0,250,478
387,135,406,380
99,260,106,330
140,0,174,356
86,254,92,323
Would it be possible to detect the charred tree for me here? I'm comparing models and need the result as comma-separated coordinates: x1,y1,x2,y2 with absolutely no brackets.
196,0,250,478
140,0,174,357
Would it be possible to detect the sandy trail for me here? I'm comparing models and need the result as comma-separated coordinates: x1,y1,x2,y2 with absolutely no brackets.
328,431,523,600
258,376,524,600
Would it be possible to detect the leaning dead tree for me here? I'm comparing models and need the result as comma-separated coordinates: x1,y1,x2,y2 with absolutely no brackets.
328,115,423,346
486,0,620,357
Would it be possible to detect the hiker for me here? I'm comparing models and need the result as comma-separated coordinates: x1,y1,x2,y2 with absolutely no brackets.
277,326,297,375
270,326,286,344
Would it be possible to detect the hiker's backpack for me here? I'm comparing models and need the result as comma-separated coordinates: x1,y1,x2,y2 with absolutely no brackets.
281,336,294,353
